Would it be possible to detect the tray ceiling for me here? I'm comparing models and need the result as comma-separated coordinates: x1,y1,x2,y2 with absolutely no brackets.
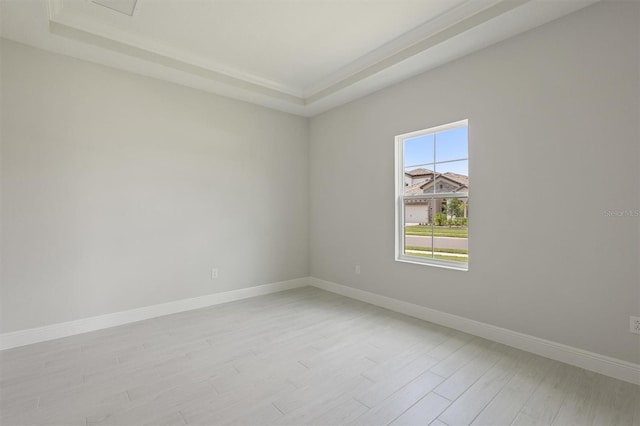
1,0,597,116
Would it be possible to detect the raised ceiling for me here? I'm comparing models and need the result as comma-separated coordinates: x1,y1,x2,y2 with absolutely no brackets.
1,0,597,116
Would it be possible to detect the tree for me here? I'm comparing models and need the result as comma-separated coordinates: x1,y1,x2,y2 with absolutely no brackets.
446,198,464,219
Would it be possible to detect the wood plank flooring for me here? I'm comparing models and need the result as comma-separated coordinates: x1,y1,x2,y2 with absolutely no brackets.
1,287,638,426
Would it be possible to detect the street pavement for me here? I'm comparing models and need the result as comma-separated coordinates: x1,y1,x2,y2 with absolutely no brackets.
405,234,468,250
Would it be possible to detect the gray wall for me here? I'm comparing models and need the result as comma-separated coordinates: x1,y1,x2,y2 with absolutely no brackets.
0,40,309,332
309,2,640,364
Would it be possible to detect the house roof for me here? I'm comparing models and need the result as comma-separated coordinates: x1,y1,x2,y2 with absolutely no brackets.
442,172,469,187
405,169,468,185
404,181,429,195
419,173,469,192
405,168,434,177
404,169,469,195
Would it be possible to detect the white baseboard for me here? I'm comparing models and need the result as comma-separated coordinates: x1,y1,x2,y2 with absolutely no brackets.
3,276,638,386
309,277,640,386
0,277,309,351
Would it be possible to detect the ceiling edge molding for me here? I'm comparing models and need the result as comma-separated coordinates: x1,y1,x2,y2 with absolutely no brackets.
91,0,138,17
48,20,305,106
47,0,304,99
305,0,528,105
302,0,499,97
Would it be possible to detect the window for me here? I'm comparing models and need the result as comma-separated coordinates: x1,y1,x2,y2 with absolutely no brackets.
395,119,469,270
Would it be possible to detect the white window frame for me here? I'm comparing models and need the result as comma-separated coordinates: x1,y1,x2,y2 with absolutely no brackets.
394,119,469,271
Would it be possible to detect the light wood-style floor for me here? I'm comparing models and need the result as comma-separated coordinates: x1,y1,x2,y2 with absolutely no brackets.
1,287,638,426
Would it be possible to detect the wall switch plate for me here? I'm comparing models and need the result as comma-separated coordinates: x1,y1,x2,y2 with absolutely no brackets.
631,316,640,335
355,265,360,275
211,268,218,279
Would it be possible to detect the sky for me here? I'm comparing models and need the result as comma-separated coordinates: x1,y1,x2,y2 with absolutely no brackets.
404,126,468,176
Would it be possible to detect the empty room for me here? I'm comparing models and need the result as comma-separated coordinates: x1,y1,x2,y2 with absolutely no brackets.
1,0,639,425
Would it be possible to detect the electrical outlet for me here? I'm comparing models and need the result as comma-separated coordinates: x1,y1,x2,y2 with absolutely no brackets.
211,268,218,279
631,316,640,335
355,265,360,275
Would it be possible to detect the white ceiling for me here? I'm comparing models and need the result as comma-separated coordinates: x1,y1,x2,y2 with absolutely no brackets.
1,0,598,116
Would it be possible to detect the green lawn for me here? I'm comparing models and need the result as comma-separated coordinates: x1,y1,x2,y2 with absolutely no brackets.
408,251,469,262
405,225,468,238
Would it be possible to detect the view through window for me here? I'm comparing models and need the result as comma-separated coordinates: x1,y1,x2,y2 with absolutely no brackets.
396,120,469,270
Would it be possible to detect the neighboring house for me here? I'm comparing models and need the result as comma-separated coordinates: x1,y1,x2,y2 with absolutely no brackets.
404,168,468,224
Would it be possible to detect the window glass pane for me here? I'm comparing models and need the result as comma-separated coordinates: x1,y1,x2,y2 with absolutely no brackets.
403,201,434,258
432,160,468,194
404,134,436,194
404,168,436,195
432,198,468,263
435,126,468,163
404,133,434,168
397,120,468,269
